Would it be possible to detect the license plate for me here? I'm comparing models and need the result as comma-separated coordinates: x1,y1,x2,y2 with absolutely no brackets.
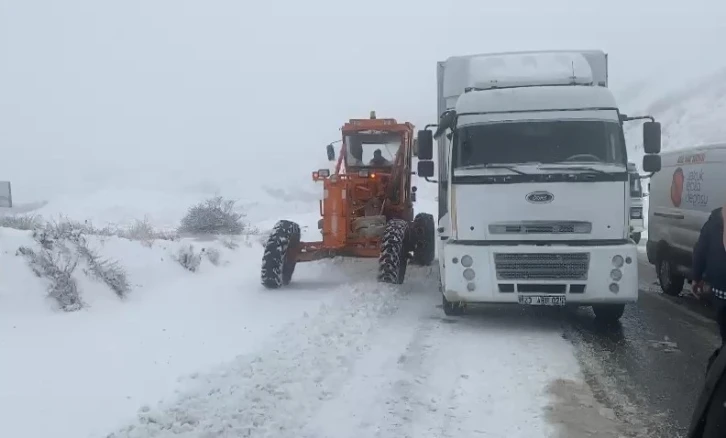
518,295,566,306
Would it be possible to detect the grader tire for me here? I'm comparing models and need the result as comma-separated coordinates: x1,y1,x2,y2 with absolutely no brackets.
412,212,435,266
261,220,301,289
378,219,409,284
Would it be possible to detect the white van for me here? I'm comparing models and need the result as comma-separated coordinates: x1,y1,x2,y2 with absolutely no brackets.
646,143,726,295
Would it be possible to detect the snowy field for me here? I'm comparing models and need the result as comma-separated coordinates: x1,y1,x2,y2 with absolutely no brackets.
2,59,725,438
0,177,607,438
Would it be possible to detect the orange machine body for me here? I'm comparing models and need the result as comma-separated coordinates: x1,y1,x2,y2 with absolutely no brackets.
296,114,416,262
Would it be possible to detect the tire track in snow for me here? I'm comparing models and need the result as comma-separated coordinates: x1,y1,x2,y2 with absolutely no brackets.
298,276,439,438
301,291,587,438
105,267,424,438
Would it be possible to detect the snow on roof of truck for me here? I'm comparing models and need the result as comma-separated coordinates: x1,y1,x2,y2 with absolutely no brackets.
441,50,608,102
455,85,618,115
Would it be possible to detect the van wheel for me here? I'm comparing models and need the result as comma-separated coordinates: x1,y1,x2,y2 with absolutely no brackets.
631,232,641,244
657,254,685,296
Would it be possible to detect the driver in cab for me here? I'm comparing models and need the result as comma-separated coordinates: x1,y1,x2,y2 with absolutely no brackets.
369,149,391,166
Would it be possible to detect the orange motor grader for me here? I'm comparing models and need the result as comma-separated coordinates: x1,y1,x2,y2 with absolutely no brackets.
260,111,435,289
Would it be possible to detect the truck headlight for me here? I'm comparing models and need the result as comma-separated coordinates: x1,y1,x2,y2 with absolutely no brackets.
612,255,624,268
461,255,473,267
610,269,622,281
463,268,475,281
630,207,642,219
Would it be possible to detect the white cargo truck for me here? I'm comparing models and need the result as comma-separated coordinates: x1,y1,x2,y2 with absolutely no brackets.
416,50,662,321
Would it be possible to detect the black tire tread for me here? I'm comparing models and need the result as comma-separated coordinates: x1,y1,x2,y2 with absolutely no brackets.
378,219,408,284
656,247,685,296
412,212,436,266
261,220,301,289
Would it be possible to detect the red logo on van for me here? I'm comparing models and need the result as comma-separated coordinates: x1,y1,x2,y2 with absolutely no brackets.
671,167,684,207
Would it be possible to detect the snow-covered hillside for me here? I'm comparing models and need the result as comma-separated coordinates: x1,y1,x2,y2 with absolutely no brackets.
623,66,726,164
618,66,726,241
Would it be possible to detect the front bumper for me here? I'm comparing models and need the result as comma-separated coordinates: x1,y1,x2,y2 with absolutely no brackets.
442,242,638,305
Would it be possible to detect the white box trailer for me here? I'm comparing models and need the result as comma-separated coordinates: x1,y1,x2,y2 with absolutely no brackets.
417,50,662,322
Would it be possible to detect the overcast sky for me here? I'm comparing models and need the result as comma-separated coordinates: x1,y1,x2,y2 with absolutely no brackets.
1,0,724,200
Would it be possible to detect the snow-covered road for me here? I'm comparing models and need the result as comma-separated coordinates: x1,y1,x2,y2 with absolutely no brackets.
103,259,592,438
1,191,626,438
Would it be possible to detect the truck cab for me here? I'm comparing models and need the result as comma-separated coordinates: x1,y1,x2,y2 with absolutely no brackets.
416,50,662,322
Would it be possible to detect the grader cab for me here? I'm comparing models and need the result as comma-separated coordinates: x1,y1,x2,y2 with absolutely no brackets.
260,112,435,289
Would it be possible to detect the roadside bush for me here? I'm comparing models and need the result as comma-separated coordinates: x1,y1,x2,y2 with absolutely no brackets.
76,240,131,299
29,219,131,300
0,214,40,230
17,246,83,311
178,196,245,235
176,244,203,272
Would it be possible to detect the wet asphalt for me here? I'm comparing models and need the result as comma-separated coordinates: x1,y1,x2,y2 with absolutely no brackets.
432,251,720,437
561,254,722,437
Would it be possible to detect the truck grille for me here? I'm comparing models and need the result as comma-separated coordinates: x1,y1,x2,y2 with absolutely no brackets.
489,221,591,234
494,253,590,280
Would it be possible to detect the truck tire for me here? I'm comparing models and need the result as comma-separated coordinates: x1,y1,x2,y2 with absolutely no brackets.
592,304,625,323
261,220,301,289
378,219,409,284
443,294,464,316
412,212,435,266
631,232,641,244
656,248,685,296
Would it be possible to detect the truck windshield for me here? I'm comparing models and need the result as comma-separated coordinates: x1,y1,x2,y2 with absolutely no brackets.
453,120,627,169
345,132,400,168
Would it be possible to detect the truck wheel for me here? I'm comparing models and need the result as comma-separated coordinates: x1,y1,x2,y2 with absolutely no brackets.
412,212,435,266
261,220,301,289
631,232,641,244
592,304,626,323
378,219,409,284
656,250,685,296
443,294,464,316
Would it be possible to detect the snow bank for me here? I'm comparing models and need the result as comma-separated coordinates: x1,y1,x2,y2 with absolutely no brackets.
0,218,338,438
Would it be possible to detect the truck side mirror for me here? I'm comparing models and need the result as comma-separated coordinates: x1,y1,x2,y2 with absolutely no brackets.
326,144,335,161
642,154,661,173
417,130,433,160
643,121,661,154
417,160,434,178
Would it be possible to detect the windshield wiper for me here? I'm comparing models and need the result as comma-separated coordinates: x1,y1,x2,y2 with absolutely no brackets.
458,163,530,175
537,163,609,175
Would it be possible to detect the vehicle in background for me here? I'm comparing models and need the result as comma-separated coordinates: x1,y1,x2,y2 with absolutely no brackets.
628,162,645,243
646,143,726,296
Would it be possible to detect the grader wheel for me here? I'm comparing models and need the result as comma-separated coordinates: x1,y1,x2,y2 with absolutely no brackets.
261,220,301,289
